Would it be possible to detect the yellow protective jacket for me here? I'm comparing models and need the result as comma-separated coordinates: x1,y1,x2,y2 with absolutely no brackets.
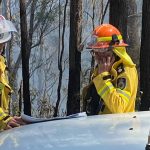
92,47,138,114
0,55,12,130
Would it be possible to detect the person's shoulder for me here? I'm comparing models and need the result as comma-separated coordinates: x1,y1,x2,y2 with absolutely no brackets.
116,63,125,75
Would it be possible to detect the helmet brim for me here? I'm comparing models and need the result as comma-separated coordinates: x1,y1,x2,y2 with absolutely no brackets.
0,32,11,43
87,42,128,49
0,20,17,33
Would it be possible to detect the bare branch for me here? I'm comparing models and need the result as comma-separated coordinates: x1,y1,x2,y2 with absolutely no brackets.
101,0,110,24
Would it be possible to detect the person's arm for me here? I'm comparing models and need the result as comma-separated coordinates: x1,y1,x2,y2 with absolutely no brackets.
0,108,13,130
93,70,132,113
0,108,26,130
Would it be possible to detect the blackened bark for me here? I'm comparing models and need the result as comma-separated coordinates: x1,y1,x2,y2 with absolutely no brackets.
140,0,150,111
20,0,31,115
67,0,82,115
109,0,128,42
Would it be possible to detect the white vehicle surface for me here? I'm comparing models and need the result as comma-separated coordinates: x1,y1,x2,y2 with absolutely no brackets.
0,111,150,150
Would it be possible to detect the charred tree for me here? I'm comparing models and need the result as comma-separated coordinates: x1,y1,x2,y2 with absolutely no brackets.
20,0,31,115
109,0,128,41
67,0,82,115
140,0,150,111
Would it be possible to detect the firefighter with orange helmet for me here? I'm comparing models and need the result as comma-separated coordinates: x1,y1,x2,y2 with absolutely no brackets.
0,15,25,131
83,24,138,115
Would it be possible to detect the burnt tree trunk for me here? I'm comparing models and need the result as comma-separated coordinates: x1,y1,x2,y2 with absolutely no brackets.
140,0,150,111
109,0,128,41
67,0,82,115
20,0,31,115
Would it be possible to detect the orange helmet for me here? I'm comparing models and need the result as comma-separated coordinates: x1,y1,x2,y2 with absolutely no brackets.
87,24,128,49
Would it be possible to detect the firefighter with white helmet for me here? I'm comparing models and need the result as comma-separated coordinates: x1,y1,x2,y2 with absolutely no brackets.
82,24,138,115
0,15,25,131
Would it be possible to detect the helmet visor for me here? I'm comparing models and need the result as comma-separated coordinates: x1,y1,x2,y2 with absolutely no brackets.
87,35,97,47
0,20,17,34
87,35,111,49
0,32,11,43
87,35,128,49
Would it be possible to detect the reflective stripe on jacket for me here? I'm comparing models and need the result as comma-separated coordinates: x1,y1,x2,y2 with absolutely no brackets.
93,59,138,114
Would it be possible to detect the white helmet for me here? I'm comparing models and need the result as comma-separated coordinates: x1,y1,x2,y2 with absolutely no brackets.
0,15,17,43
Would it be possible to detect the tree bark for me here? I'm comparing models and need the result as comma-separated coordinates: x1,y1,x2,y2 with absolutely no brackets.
20,0,31,115
0,0,2,14
127,0,141,110
109,0,128,41
67,0,82,115
140,0,150,111
127,0,140,67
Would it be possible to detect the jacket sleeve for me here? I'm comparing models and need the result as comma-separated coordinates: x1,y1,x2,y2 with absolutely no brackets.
0,108,12,130
93,71,132,113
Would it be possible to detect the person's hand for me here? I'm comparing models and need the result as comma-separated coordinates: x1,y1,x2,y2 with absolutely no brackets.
5,117,20,130
13,116,26,125
5,116,26,130
98,56,115,74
